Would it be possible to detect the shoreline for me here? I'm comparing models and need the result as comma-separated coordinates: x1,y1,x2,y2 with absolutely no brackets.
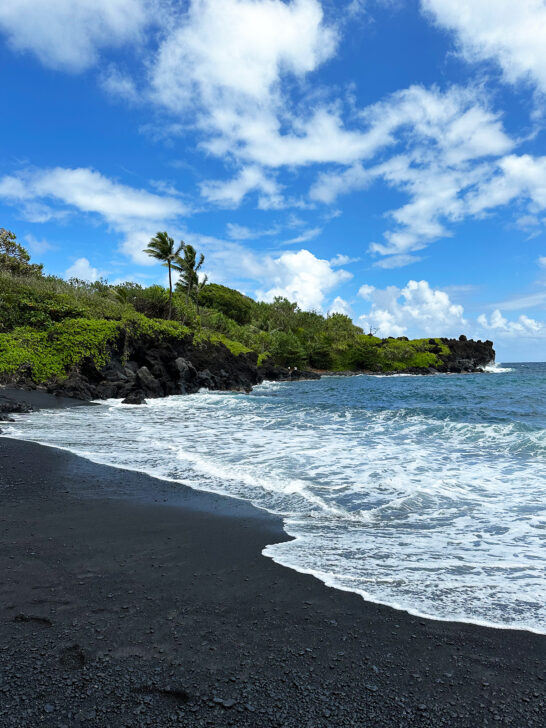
4,430,544,638
1,393,545,726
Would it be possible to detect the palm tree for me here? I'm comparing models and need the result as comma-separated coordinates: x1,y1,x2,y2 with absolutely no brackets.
112,286,129,305
143,232,184,319
173,244,205,304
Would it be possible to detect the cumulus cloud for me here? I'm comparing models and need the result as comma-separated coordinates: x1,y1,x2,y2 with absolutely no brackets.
151,0,336,110
0,166,187,264
65,257,105,282
329,296,351,315
477,309,545,336
148,0,356,170
421,0,546,94
146,0,404,181
254,249,352,310
358,280,466,337
357,284,375,300
0,0,150,71
173,233,352,311
356,280,546,342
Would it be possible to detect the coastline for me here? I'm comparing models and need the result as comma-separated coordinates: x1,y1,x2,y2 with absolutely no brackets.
1,394,545,726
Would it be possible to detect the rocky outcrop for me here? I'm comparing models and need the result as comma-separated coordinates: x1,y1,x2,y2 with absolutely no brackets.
0,395,34,424
437,336,495,373
42,332,319,402
5,332,495,404
369,337,495,375
257,360,321,383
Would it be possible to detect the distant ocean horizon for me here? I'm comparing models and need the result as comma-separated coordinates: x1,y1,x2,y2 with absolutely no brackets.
5,362,546,633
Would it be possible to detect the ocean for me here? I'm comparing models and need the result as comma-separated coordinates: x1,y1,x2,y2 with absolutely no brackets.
5,362,546,634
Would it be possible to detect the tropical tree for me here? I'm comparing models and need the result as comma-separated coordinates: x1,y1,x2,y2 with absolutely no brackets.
143,232,184,319
173,244,205,303
0,228,43,277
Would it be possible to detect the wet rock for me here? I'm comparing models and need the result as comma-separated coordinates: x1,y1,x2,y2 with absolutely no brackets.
0,397,34,414
48,375,96,400
121,390,147,406
136,367,162,397
196,368,216,390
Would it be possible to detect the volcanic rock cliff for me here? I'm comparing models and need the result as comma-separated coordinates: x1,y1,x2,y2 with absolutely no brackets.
6,332,495,402
42,332,318,402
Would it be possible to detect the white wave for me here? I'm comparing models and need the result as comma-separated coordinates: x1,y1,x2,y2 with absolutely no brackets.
484,362,514,373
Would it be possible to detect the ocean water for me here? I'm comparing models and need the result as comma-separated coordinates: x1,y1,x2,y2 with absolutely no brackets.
4,362,546,633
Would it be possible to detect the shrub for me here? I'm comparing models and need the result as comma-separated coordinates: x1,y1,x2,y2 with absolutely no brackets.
308,338,333,369
198,283,254,325
126,284,170,319
269,331,307,368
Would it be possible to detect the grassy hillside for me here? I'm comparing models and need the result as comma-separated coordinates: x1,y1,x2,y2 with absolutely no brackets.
0,230,456,386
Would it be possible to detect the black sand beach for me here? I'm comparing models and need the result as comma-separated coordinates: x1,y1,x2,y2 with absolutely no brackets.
0,394,545,727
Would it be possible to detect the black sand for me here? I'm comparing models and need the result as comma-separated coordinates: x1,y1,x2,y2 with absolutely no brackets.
0,393,545,727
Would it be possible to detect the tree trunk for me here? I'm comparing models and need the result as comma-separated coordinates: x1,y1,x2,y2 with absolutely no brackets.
168,261,172,320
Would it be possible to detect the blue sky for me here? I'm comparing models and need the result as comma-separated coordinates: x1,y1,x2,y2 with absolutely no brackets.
2,0,546,360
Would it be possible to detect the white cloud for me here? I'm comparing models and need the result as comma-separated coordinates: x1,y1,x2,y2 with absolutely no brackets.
467,154,546,216
329,296,351,315
488,290,546,311
310,163,370,205
148,0,361,172
422,0,546,93
373,254,421,269
356,280,546,342
357,284,375,300
0,167,185,222
477,309,545,336
200,166,283,208
65,257,105,282
358,279,467,337
23,233,57,254
0,166,187,264
151,0,337,110
330,253,359,266
538,256,546,268
172,233,352,311
146,0,414,180
226,222,283,240
281,227,322,245
310,84,515,264
251,248,352,310
226,223,255,240
0,0,150,72
101,66,140,102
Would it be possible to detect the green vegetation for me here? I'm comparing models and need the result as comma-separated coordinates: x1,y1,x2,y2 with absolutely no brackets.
0,228,43,278
0,229,452,385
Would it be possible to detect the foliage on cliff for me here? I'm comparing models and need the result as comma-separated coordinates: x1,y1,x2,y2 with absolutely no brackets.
0,230,471,384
